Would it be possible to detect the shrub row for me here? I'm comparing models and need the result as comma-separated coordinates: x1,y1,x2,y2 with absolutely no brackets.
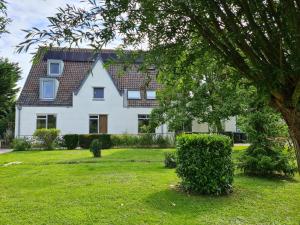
110,134,174,148
61,134,112,150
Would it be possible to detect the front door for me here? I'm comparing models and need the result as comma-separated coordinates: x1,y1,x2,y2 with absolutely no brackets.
99,115,108,133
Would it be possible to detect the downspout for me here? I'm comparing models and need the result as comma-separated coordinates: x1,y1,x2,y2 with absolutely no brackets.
17,104,22,138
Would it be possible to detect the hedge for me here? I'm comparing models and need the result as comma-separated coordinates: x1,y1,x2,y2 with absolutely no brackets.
176,134,234,195
33,129,60,150
63,134,79,150
79,134,112,149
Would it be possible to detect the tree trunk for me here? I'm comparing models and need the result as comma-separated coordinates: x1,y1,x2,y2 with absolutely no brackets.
273,102,300,173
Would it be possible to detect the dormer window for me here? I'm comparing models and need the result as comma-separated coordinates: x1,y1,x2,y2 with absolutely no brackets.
146,90,156,99
40,78,58,100
128,90,141,99
48,59,64,76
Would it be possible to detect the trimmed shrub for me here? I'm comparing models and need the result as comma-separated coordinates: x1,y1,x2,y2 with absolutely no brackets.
238,144,296,177
12,138,31,151
90,139,102,157
176,134,234,195
79,134,112,149
164,152,177,168
33,128,60,150
63,134,79,150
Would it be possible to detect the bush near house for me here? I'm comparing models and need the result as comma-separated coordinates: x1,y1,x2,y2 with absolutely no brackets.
12,138,31,151
33,129,60,150
176,134,234,195
79,134,112,149
62,134,79,150
164,152,177,168
110,134,174,148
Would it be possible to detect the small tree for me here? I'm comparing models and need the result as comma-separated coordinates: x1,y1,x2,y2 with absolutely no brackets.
238,102,296,176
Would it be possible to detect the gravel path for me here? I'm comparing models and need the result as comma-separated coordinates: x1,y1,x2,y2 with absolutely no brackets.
0,149,12,154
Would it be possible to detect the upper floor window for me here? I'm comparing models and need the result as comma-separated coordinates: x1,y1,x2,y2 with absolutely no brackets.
128,90,141,99
41,79,55,100
146,90,156,99
93,87,104,99
47,60,63,76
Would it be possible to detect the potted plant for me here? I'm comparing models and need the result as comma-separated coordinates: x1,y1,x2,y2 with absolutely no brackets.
90,139,102,158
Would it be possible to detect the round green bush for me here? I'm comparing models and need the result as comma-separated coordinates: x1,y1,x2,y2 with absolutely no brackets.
176,134,234,195
12,138,31,151
90,139,102,158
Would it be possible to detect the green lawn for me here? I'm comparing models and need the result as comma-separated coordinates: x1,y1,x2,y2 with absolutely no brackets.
0,147,299,225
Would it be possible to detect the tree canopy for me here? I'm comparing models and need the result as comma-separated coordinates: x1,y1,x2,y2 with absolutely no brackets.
0,0,10,36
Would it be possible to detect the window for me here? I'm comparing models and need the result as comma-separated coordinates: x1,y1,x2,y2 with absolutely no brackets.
128,90,141,99
47,60,63,76
41,79,55,99
146,90,156,99
138,114,155,133
36,115,56,129
89,115,108,134
93,87,104,99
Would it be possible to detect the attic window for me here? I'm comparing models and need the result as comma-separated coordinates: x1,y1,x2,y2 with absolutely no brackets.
48,60,64,76
146,91,156,99
128,90,141,99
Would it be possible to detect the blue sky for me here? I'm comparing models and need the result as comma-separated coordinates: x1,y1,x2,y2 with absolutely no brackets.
0,0,121,89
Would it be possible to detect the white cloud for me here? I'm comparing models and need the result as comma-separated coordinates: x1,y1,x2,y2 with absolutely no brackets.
0,0,122,90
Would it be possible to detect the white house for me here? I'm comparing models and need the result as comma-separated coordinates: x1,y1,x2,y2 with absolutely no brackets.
15,48,236,137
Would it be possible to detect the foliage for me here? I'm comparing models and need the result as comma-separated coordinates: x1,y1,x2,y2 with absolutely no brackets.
79,134,112,149
0,59,21,140
164,152,177,168
238,102,296,176
176,134,234,195
12,138,31,151
62,134,79,150
33,128,60,150
111,134,174,148
0,0,10,37
89,139,102,157
150,49,250,133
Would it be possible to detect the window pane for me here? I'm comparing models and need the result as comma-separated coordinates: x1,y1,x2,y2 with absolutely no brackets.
50,63,60,74
47,115,56,129
128,91,141,99
146,91,156,99
93,88,104,99
37,118,46,129
43,80,54,99
138,114,154,133
89,118,98,133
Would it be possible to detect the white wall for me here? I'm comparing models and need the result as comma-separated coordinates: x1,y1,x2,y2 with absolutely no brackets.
16,60,162,136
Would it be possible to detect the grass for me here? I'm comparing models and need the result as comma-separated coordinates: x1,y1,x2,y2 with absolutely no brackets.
0,147,299,225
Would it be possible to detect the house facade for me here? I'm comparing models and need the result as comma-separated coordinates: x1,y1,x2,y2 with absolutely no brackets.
15,48,236,137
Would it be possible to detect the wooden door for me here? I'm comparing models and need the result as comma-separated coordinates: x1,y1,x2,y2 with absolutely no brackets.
99,115,108,133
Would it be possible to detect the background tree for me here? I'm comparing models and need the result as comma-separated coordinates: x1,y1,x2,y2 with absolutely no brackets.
16,0,300,171
0,58,21,142
150,44,249,133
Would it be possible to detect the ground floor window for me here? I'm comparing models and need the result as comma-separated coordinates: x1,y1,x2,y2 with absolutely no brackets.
138,114,155,133
89,115,108,134
36,114,56,129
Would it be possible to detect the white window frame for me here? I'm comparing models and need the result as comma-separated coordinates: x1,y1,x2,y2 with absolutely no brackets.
146,90,156,100
47,59,64,76
40,78,55,100
127,90,141,99
36,114,57,129
93,87,105,100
